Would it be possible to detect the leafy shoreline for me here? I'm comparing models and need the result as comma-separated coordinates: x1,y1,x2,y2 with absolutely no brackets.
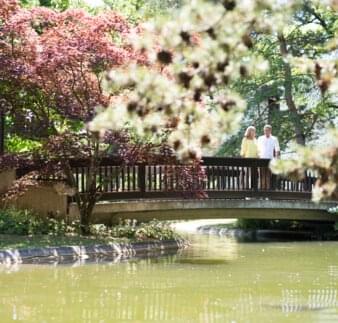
0,234,130,250
0,208,181,250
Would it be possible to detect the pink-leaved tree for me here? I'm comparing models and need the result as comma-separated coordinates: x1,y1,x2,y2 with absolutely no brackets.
0,0,145,233
0,0,206,233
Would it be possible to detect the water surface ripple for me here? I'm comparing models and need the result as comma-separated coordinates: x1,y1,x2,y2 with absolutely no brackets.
1,234,338,322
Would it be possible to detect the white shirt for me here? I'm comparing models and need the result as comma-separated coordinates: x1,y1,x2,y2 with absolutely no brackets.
257,135,280,159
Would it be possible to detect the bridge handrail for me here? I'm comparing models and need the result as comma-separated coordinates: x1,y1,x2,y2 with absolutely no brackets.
68,156,272,167
202,156,270,166
14,156,315,200
69,157,315,200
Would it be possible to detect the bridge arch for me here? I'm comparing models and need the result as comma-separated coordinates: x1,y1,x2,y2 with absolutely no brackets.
69,199,337,224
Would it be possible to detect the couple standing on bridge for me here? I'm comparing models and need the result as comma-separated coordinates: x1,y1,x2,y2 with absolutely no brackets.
240,124,280,160
240,124,280,190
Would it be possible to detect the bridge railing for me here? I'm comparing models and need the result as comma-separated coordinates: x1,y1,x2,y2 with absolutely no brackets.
70,157,315,200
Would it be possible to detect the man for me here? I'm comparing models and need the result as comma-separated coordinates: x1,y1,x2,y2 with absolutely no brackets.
257,125,280,159
257,125,280,190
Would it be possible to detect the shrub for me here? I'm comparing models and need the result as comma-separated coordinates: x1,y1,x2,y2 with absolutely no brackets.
0,209,178,241
0,208,79,236
0,208,44,235
110,219,178,241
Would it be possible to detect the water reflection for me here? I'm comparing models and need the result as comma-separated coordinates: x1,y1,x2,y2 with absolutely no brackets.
0,235,338,322
0,248,182,271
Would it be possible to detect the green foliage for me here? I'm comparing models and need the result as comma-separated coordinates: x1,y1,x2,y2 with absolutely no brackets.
0,208,42,235
0,208,78,235
5,134,42,153
109,219,178,240
219,2,338,155
102,0,182,22
0,234,112,249
20,0,79,10
0,208,178,241
19,0,182,20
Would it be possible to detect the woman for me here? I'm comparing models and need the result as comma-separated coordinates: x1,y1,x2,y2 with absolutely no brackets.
240,126,258,158
240,126,258,190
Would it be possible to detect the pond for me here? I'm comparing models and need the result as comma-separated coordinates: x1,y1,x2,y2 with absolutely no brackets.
1,233,338,322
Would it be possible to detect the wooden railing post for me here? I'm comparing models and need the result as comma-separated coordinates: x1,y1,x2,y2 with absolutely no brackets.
252,166,258,191
138,164,146,197
271,173,278,190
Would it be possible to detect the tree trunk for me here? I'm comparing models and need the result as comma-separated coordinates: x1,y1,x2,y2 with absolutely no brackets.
278,33,306,146
64,161,93,236
63,135,102,236
267,97,280,126
0,109,4,155
80,206,91,235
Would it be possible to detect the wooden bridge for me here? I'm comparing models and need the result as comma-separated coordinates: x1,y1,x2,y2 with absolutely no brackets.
65,157,337,223
70,157,316,200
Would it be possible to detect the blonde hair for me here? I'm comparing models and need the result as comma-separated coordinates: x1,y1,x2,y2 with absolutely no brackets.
264,124,272,130
244,126,256,139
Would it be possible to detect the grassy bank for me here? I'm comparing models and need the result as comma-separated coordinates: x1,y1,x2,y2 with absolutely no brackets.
0,234,129,250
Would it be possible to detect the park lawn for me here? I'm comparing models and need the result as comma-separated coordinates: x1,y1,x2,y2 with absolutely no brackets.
0,234,129,250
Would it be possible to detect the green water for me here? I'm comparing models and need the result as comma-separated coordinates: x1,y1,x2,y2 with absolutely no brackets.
1,234,338,322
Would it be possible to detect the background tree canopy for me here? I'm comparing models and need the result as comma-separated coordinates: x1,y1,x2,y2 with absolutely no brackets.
19,0,182,20
218,1,338,157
